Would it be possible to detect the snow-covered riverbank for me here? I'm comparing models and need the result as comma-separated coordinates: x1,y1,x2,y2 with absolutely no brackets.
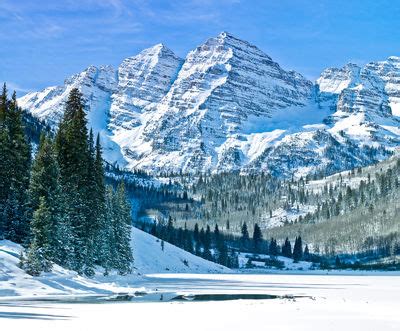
0,227,228,299
1,273,399,331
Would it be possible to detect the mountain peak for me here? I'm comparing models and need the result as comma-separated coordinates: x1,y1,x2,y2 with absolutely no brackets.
18,33,400,178
148,42,174,54
388,55,400,63
217,31,234,39
127,43,179,62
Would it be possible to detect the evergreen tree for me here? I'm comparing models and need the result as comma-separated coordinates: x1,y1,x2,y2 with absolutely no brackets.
28,134,67,262
0,86,135,276
55,88,101,275
203,225,212,260
0,83,7,122
0,84,11,236
101,185,115,275
193,223,200,255
0,87,31,242
252,223,262,253
218,241,229,266
92,133,108,266
241,222,249,250
293,236,303,262
24,197,52,275
29,134,60,211
269,238,278,256
112,182,133,275
304,244,310,261
183,223,193,253
282,237,292,258
166,216,175,244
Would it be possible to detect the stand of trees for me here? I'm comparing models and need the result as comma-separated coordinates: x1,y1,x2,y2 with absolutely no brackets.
0,85,133,276
138,217,307,268
162,153,400,261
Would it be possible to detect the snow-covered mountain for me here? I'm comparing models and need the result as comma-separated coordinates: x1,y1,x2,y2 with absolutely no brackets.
18,32,400,177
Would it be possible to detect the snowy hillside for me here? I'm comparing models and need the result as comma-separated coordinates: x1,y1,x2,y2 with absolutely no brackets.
0,227,228,298
18,32,400,177
131,227,228,274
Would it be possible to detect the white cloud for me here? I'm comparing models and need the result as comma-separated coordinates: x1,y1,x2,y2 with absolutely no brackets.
5,81,32,95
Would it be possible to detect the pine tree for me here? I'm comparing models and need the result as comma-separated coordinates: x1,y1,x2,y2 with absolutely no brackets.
0,83,7,122
0,84,11,234
241,222,249,250
29,134,60,211
29,134,65,262
203,225,212,260
193,223,200,255
54,211,75,269
218,241,229,266
293,236,303,262
112,182,133,275
55,88,96,274
252,223,262,253
304,244,310,261
83,129,104,272
101,185,115,275
183,223,193,253
282,237,292,258
269,238,278,256
0,88,31,242
24,197,52,275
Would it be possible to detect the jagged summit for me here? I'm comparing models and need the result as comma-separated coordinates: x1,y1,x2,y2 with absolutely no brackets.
388,55,400,61
128,43,177,59
18,34,400,177
109,42,182,131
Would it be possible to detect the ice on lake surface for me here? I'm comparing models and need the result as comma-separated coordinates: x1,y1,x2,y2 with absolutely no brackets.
1,273,400,330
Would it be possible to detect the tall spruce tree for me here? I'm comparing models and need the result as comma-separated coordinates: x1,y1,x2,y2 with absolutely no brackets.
293,236,303,262
269,238,278,256
203,225,212,260
0,84,10,229
101,185,115,275
55,88,93,274
24,197,53,275
241,222,249,250
0,87,31,242
112,182,133,275
93,133,109,268
252,223,262,253
29,134,60,212
282,237,292,258
28,134,72,265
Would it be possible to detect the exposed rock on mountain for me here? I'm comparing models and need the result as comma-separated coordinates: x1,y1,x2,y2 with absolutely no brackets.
18,32,400,177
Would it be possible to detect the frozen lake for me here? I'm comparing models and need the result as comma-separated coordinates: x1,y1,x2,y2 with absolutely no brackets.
1,273,400,330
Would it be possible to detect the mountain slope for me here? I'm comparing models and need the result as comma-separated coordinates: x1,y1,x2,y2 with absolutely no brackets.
124,32,314,173
0,227,227,298
18,32,400,177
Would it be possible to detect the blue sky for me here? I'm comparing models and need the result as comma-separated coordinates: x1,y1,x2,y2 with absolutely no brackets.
1,0,399,95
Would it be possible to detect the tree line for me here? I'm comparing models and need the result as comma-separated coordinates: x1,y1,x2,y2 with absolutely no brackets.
138,216,309,268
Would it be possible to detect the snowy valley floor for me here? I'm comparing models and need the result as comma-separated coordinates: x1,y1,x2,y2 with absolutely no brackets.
1,273,400,331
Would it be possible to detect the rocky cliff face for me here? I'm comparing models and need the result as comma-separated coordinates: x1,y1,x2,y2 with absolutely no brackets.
129,32,314,173
110,44,183,131
316,57,400,152
19,65,117,127
18,32,400,177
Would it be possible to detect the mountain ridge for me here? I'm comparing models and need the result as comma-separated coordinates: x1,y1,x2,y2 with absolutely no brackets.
18,32,400,177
